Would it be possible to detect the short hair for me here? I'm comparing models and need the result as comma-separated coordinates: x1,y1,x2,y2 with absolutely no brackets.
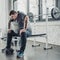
9,10,16,16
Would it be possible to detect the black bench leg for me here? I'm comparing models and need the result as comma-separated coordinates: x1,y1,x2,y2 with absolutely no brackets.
32,44,40,47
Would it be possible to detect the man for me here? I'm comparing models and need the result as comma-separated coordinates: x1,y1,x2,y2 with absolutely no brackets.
5,10,31,58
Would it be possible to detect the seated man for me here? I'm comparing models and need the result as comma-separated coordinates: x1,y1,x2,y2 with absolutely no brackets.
5,10,32,58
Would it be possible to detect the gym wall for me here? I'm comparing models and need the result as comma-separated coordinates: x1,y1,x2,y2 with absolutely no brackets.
0,0,9,37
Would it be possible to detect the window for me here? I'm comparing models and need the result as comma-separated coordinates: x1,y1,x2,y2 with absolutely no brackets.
29,0,38,16
14,0,58,22
29,0,38,22
29,0,56,21
42,0,56,19
17,0,27,14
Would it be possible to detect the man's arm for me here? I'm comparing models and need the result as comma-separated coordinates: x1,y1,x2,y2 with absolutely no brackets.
8,19,14,29
20,16,29,34
8,20,11,29
24,16,29,29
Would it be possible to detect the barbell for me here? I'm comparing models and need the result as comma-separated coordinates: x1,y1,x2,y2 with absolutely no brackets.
29,7,60,20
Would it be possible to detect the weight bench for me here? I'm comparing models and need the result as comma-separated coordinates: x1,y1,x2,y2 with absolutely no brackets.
2,33,52,52
12,33,46,47
1,33,46,47
28,33,46,47
28,33,46,37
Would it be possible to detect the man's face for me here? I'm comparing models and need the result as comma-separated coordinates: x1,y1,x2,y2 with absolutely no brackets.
10,13,17,20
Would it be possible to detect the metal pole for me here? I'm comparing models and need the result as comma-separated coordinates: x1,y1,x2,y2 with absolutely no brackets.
32,19,40,47
27,0,29,15
46,8,49,49
38,0,40,21
44,0,52,50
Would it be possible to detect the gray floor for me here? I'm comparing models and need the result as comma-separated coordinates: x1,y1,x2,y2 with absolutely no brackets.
0,39,60,60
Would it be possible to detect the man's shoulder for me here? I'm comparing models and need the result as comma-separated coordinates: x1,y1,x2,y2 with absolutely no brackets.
18,11,26,16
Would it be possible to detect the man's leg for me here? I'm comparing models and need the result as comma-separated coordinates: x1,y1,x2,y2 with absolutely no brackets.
17,32,27,58
6,30,18,49
20,32,27,53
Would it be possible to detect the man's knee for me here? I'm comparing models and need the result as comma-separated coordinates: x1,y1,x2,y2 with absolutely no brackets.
8,30,14,34
21,32,26,35
21,32,26,37
7,30,13,36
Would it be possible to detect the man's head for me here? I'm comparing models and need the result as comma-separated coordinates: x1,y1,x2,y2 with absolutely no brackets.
9,10,18,20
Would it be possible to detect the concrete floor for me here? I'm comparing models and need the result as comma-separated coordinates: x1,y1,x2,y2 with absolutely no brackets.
0,39,60,60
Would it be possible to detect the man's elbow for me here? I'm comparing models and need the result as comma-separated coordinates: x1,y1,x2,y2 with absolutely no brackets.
25,16,29,21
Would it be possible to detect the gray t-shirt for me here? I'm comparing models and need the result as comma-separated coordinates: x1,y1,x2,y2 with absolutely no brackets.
10,20,19,33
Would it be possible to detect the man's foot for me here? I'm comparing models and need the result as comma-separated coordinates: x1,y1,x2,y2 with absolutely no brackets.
17,52,24,58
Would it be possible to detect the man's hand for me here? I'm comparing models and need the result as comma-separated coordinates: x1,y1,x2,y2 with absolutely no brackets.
20,29,26,35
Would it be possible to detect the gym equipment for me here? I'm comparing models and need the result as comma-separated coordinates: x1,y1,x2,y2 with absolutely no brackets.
43,7,52,50
2,48,14,55
31,34,46,47
28,7,60,20
31,18,46,47
31,0,52,49
51,7,60,19
2,34,46,48
5,48,14,55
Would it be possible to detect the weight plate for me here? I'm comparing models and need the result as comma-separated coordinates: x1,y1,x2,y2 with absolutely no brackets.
51,7,60,19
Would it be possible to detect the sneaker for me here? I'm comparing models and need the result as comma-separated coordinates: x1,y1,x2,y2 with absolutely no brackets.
16,50,20,55
17,52,24,58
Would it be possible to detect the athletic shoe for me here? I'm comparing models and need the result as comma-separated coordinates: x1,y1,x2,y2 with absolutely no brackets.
17,52,24,58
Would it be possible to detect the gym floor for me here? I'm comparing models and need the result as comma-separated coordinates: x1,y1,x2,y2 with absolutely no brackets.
0,39,60,60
